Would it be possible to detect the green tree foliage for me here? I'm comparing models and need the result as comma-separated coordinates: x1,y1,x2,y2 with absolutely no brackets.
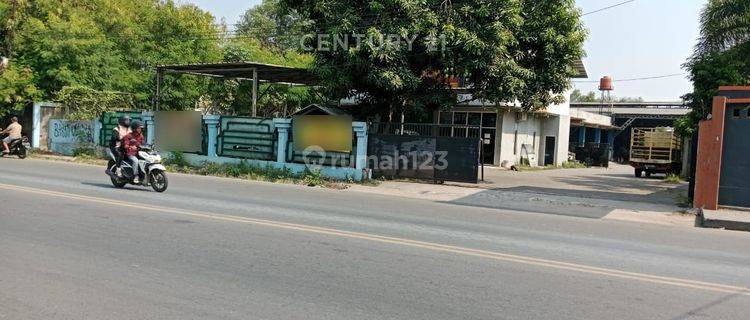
570,89,644,103
56,85,135,121
205,38,315,116
570,89,597,102
2,0,222,113
280,0,586,116
236,0,308,53
0,64,39,117
680,0,750,136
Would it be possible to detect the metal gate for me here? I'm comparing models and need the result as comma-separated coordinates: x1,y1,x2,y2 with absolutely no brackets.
367,133,480,183
719,103,750,208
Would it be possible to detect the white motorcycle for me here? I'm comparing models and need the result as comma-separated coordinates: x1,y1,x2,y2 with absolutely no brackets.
106,145,169,192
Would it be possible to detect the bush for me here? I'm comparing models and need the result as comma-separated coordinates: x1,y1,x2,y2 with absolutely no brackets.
561,161,586,169
164,151,191,167
73,146,99,158
664,174,684,184
301,167,325,186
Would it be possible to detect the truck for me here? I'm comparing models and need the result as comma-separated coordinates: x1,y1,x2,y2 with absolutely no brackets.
629,127,682,178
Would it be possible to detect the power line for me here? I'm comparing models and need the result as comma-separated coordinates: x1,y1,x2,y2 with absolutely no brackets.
581,0,637,16
572,73,687,83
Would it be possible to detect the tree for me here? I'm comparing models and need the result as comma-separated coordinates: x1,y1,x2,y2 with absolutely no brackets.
679,0,750,135
205,38,315,116
280,0,586,118
570,89,644,103
0,64,39,117
570,89,597,102
236,0,308,53
2,0,223,112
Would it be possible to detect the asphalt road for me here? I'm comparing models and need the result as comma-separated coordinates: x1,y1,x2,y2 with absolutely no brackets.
1,158,749,320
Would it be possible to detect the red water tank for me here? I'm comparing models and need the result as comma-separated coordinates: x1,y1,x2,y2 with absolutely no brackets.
599,76,613,91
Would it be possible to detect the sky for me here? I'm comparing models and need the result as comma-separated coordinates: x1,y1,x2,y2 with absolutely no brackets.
183,0,706,101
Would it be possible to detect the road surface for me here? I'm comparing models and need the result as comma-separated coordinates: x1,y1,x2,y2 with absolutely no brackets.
1,159,749,319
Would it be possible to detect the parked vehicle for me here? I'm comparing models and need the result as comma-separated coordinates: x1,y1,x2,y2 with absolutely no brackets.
0,134,29,159
629,127,681,178
106,145,168,192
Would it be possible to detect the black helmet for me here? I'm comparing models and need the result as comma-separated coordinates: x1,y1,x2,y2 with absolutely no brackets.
118,115,131,127
130,120,144,130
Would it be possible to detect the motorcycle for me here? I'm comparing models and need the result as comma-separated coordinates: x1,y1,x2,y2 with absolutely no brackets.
105,145,169,192
0,135,29,159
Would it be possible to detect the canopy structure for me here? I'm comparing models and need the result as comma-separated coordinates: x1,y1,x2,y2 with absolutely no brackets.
155,62,317,116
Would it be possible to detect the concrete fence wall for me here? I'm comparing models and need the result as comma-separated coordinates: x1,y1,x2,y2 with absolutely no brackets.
146,112,371,182
28,106,371,181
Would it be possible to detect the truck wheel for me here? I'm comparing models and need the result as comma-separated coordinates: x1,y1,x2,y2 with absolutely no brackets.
645,171,652,178
635,169,643,178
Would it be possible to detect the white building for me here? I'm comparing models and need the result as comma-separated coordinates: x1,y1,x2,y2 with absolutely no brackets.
347,60,613,168
429,61,615,167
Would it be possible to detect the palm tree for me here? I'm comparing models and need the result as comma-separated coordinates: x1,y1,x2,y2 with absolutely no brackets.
695,0,750,56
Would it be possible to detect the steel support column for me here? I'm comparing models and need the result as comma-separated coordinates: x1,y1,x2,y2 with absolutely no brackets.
252,68,258,117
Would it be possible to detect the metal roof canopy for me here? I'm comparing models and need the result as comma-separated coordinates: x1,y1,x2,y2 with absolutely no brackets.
155,62,317,116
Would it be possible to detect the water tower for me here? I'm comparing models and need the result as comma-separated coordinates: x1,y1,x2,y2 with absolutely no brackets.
598,76,614,114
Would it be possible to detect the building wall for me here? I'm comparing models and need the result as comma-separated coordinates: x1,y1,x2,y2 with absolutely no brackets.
541,115,570,166
694,96,727,210
497,110,544,166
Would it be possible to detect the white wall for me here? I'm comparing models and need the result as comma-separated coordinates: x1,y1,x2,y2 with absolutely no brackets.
498,110,543,166
540,115,570,166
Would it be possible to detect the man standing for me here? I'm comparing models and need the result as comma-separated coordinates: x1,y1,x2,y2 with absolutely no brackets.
1,116,22,154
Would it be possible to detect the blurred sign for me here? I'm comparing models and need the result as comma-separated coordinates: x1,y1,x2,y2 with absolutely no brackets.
155,111,202,152
293,115,352,153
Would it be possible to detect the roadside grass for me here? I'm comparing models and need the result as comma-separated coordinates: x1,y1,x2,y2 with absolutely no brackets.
515,161,588,172
162,152,350,189
663,173,684,184
675,193,692,208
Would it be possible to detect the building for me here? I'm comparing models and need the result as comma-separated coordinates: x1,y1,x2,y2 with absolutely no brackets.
427,61,608,167
694,86,750,210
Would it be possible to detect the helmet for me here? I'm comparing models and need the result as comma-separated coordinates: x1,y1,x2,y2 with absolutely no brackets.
118,115,131,127
130,120,144,130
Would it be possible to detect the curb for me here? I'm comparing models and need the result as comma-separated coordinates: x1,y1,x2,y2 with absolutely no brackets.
696,208,750,232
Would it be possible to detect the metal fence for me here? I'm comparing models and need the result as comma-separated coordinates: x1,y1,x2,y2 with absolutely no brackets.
369,122,483,138
99,111,144,147
216,117,276,160
368,134,480,183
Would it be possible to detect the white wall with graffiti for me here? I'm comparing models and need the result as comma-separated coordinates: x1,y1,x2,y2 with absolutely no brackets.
48,119,101,155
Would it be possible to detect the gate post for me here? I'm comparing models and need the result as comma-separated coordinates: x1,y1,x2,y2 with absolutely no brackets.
142,111,155,145
274,118,292,163
353,122,369,176
203,115,220,158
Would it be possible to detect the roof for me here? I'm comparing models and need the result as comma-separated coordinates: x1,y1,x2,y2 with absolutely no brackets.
570,101,688,108
570,102,690,119
292,104,350,116
572,59,588,79
156,61,317,85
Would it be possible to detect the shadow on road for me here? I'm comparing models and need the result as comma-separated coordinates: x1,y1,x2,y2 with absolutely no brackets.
80,181,151,192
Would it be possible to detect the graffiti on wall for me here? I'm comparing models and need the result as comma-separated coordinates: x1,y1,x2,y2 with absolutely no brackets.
49,119,98,155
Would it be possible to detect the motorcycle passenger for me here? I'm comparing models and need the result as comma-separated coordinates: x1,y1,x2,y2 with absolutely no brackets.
1,116,22,155
109,116,132,176
123,121,145,184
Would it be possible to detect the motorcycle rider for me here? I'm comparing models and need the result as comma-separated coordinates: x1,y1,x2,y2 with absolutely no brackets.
109,116,132,176
123,121,145,184
1,116,22,155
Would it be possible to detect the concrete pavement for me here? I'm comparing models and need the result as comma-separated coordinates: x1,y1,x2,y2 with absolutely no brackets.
1,159,749,319
350,164,691,223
